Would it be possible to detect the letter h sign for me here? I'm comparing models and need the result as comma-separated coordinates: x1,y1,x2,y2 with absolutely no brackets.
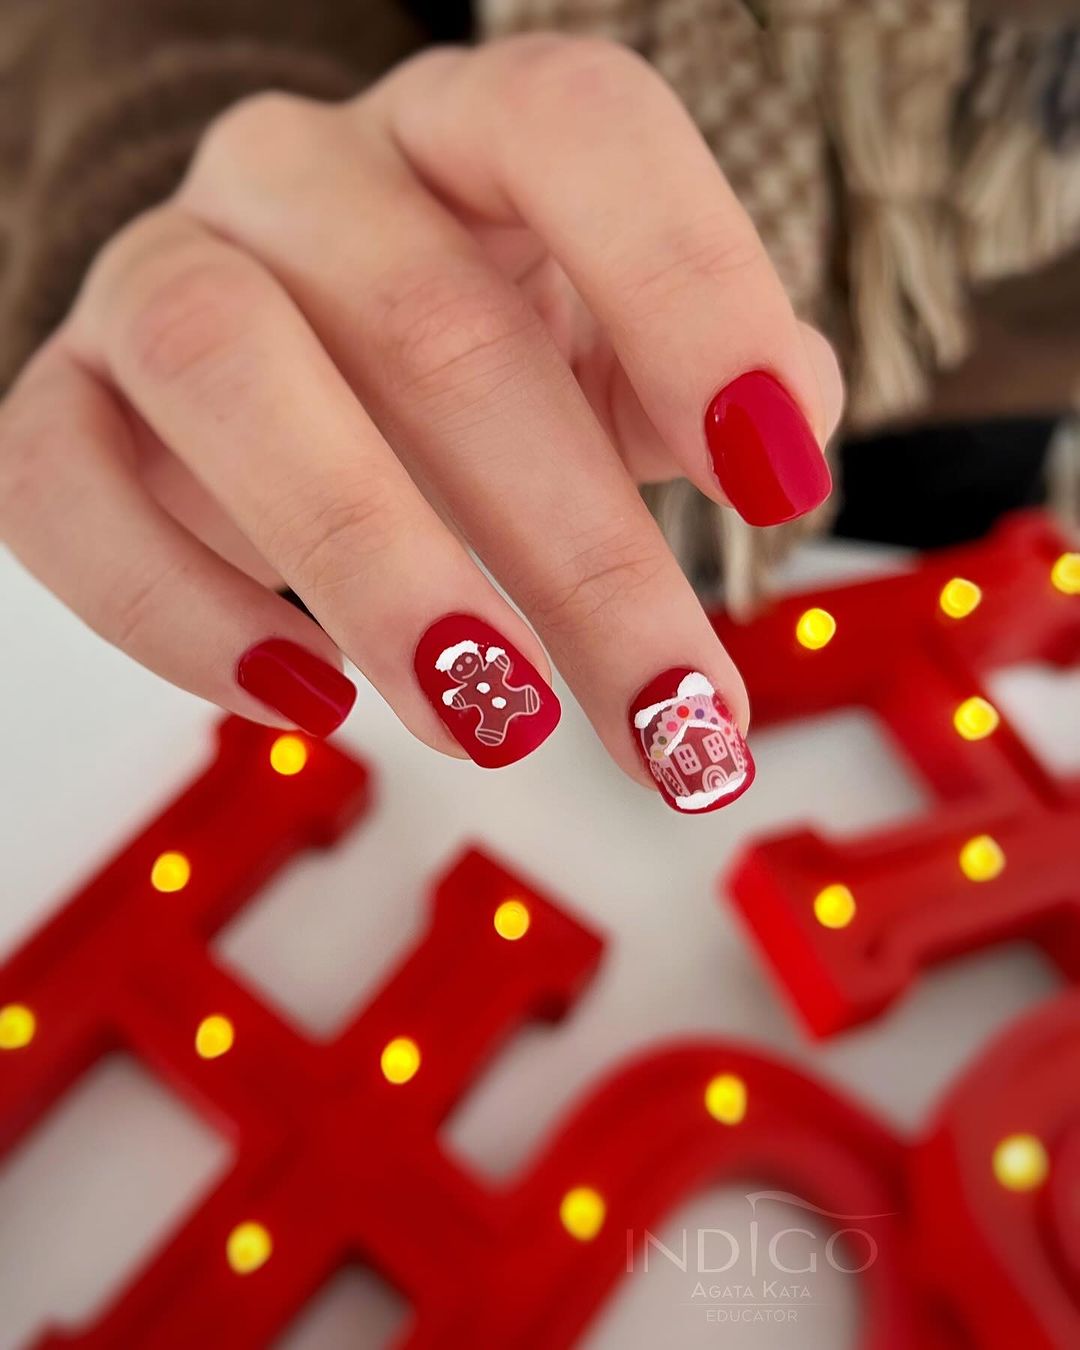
1,512,1079,1347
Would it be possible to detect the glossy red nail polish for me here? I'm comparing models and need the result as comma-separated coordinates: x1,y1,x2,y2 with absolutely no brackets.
415,615,561,768
236,639,356,737
705,370,831,526
629,667,754,814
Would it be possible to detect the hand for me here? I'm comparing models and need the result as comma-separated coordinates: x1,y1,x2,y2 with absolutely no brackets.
0,36,842,809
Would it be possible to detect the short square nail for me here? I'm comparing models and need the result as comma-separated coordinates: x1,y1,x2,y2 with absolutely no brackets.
415,615,561,768
236,638,356,737
629,668,754,814
705,370,831,526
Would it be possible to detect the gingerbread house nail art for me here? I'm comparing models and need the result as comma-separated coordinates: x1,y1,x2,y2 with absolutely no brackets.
630,669,754,813
415,616,561,768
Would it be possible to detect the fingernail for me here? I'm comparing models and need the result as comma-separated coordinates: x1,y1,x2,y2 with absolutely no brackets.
705,370,831,526
629,668,754,814
415,614,561,768
236,638,356,736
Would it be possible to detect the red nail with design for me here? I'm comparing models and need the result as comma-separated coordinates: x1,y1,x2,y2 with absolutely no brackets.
414,615,561,768
629,668,754,813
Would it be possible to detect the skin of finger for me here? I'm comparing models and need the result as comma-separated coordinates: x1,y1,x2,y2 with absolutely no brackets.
63,206,549,755
377,38,831,497
799,322,845,445
130,410,287,589
611,321,845,487
0,344,352,729
175,100,750,785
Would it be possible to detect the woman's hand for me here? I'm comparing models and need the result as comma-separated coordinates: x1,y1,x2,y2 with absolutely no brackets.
0,36,842,810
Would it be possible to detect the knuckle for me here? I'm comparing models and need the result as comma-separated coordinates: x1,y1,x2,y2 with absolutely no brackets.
110,559,184,650
121,253,261,389
375,266,538,402
499,34,659,119
617,219,764,317
266,482,402,602
192,90,328,179
527,523,667,637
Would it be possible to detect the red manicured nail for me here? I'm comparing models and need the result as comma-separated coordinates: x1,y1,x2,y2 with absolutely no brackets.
415,615,561,768
705,370,831,526
236,639,356,737
629,668,754,814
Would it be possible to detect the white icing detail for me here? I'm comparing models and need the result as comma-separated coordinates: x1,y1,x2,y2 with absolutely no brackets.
435,640,481,672
441,689,459,706
484,646,506,665
491,696,507,709
632,671,715,729
477,682,491,694
672,769,748,812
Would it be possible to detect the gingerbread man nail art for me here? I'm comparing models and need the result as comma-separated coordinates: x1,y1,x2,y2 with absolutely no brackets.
415,615,561,768
436,641,541,746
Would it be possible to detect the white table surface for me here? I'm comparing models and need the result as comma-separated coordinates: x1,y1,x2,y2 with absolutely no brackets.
0,540,1069,1350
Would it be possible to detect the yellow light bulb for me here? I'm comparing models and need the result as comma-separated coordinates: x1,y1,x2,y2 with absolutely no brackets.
195,1014,235,1060
959,835,1005,882
1051,552,1080,595
953,697,1000,742
795,607,837,651
380,1036,421,1085
813,884,856,930
269,734,308,776
0,1004,36,1051
704,1073,748,1125
992,1133,1049,1192
151,851,191,893
226,1221,273,1274
560,1186,606,1241
493,899,531,941
939,577,982,619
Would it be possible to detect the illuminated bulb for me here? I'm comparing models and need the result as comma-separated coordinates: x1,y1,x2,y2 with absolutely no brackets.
380,1036,421,1085
813,884,856,930
939,577,982,619
226,1221,273,1274
959,835,1005,883
559,1186,606,1241
795,607,837,651
704,1073,748,1125
195,1014,235,1060
493,898,531,941
992,1133,1049,1192
269,734,308,776
1051,552,1080,595
0,1004,36,1051
953,697,1000,742
151,851,191,893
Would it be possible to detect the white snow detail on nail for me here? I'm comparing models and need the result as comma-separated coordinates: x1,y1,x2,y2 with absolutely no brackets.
673,770,747,811
435,640,482,672
633,671,716,729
